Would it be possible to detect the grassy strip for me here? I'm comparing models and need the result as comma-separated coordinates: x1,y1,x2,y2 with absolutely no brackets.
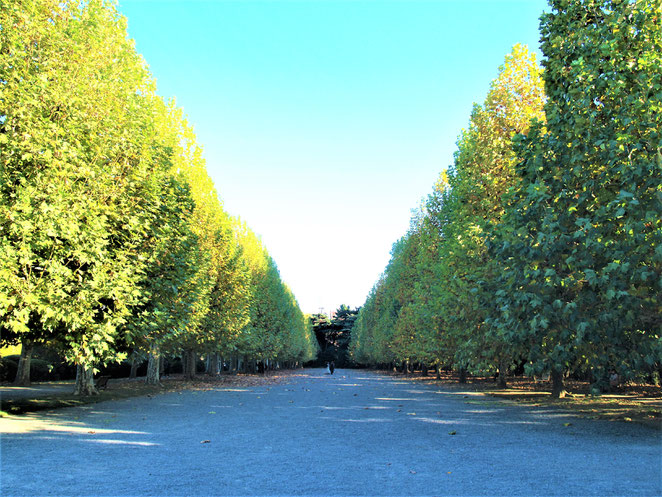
0,373,291,416
385,371,662,430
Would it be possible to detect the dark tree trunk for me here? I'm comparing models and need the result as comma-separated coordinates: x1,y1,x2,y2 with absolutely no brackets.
181,350,188,376
14,340,34,386
551,367,566,398
184,349,196,380
205,352,212,374
497,357,508,389
146,344,160,385
421,363,428,376
74,365,97,395
209,353,219,376
129,354,140,379
458,366,468,384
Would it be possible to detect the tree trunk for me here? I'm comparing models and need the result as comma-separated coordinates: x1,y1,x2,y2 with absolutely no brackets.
74,365,97,395
497,357,508,389
183,349,196,380
146,343,160,385
205,352,212,374
209,353,219,376
129,354,140,379
421,363,428,376
551,367,566,398
14,339,34,386
435,364,441,380
458,366,468,384
181,350,188,376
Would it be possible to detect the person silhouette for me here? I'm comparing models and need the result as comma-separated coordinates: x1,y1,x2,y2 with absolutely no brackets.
329,361,335,375
325,362,331,374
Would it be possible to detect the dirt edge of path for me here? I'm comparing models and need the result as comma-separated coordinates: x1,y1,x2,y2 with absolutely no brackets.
0,371,296,416
375,369,661,430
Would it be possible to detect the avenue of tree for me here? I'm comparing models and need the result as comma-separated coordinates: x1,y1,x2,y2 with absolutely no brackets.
1,0,317,394
350,0,661,397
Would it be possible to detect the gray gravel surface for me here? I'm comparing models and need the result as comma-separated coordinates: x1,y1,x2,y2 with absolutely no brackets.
1,369,660,496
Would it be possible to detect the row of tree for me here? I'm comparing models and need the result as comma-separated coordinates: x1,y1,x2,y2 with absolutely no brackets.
310,305,360,367
350,0,661,396
0,0,317,394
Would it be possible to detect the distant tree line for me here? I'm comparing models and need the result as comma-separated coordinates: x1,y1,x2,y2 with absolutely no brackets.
309,305,359,368
350,0,661,397
0,0,317,394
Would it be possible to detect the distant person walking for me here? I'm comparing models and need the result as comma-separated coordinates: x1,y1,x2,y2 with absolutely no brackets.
325,362,331,374
329,362,335,375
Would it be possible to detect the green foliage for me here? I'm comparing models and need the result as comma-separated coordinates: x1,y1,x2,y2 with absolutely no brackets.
352,44,546,374
312,305,359,366
0,0,315,387
491,0,662,386
352,1,661,393
1,0,158,368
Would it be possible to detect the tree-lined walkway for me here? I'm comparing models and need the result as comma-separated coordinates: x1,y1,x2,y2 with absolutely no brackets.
1,369,660,496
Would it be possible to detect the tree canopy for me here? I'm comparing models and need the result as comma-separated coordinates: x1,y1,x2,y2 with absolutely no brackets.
1,0,317,392
350,0,661,396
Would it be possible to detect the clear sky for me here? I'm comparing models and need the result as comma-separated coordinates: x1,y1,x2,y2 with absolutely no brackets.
117,0,549,315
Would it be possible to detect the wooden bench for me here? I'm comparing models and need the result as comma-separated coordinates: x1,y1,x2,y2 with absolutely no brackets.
95,375,111,390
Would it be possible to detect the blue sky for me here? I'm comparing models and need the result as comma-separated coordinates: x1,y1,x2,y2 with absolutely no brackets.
118,0,549,315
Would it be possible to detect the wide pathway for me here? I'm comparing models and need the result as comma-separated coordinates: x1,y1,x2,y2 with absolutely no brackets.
1,369,660,496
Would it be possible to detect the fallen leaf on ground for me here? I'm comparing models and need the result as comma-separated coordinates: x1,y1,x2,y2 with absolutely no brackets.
200,440,210,444
448,430,457,435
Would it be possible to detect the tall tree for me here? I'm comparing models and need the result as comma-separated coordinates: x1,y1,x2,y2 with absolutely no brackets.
1,0,161,393
491,0,661,395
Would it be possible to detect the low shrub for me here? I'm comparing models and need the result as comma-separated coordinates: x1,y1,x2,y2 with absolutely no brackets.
98,359,147,378
30,359,53,381
0,357,18,382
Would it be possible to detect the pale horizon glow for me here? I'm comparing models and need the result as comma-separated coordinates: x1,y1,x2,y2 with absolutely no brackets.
118,0,549,315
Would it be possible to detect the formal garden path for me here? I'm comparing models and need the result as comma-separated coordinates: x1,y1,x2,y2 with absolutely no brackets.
1,369,660,496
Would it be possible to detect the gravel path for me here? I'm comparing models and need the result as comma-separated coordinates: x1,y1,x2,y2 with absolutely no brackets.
1,369,660,496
